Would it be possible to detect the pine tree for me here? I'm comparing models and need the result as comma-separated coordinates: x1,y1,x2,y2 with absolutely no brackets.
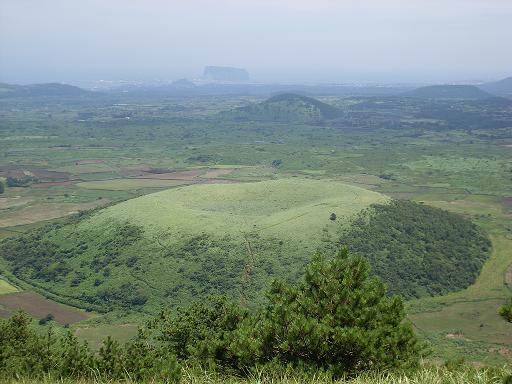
233,249,425,376
95,336,124,378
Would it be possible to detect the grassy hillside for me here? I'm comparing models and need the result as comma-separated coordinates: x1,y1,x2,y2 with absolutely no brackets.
0,179,386,311
224,93,344,122
0,178,491,314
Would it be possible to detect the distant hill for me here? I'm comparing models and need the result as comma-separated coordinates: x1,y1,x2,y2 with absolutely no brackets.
0,82,92,98
203,66,250,81
479,77,512,98
225,93,344,122
404,84,492,100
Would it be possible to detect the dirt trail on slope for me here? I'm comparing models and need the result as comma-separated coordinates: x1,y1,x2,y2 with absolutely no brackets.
505,264,512,288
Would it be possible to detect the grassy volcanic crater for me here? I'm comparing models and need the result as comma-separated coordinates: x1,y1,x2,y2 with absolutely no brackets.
0,179,490,311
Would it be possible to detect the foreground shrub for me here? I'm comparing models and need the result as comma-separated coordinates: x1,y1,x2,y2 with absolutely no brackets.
0,312,180,382
150,249,425,377
149,297,248,370
232,249,425,376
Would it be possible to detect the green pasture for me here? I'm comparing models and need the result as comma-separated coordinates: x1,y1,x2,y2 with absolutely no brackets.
82,178,388,242
0,279,18,294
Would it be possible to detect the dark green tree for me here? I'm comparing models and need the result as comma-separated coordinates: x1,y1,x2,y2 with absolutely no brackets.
233,249,425,376
0,312,46,377
57,331,92,378
95,336,124,378
149,296,248,370
122,328,181,382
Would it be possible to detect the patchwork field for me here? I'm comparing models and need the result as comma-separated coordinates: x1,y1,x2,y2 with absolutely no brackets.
0,92,510,368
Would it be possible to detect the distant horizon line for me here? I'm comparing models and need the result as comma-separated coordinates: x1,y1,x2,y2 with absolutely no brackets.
1,75,509,89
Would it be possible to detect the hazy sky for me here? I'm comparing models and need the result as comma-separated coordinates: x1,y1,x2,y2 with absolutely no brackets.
1,0,511,84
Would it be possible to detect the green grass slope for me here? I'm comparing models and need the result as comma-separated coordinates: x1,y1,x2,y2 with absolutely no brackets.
224,93,344,122
90,178,384,240
0,179,386,311
0,179,491,314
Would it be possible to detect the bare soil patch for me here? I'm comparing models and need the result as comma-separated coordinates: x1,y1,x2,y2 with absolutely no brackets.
0,292,89,324
77,179,191,191
0,167,69,181
506,264,512,288
0,202,103,228
502,197,512,206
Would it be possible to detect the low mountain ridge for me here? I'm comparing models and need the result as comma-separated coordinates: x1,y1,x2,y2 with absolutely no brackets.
404,84,492,100
0,82,92,98
479,76,512,98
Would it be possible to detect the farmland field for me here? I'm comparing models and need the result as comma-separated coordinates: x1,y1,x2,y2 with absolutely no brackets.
0,292,89,324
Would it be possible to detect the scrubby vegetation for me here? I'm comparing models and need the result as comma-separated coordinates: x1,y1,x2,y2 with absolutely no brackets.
499,298,512,322
0,312,181,382
338,200,491,298
0,250,424,382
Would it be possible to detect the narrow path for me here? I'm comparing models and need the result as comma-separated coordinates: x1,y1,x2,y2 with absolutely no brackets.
505,264,512,289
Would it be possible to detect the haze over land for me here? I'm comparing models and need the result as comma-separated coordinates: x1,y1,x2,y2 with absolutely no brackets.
1,0,511,84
